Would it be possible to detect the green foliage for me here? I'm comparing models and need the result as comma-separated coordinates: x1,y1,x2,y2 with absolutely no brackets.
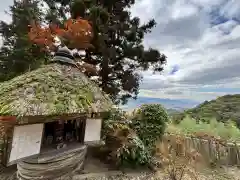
102,108,127,122
131,104,169,153
0,0,49,82
0,104,13,115
101,107,152,167
170,112,185,124
166,116,240,142
117,135,152,167
101,107,127,139
181,94,240,127
42,0,167,105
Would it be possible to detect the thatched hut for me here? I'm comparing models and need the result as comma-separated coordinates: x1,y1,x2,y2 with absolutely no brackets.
0,47,112,179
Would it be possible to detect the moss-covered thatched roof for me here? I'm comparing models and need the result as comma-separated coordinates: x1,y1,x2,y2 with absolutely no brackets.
0,63,112,117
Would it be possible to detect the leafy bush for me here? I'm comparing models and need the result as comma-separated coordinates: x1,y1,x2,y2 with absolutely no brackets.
101,107,151,167
101,104,170,168
115,131,152,167
131,104,169,153
101,108,127,140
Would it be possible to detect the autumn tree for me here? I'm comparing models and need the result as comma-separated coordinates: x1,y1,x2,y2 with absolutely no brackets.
28,17,99,76
28,17,93,51
42,0,167,104
0,0,48,82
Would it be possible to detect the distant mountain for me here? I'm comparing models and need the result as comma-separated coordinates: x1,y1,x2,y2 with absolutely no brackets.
122,97,199,111
184,94,240,126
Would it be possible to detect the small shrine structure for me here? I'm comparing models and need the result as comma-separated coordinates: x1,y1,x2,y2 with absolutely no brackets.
0,47,112,179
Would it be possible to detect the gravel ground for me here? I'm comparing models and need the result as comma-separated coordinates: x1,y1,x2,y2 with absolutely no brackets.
0,168,239,180
1,161,240,180
0,165,17,180
73,172,161,180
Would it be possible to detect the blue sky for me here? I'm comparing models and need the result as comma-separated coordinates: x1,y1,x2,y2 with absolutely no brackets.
129,0,240,104
0,0,240,108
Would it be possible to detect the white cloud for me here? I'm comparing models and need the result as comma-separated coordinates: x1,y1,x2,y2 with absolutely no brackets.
0,2,13,21
171,1,198,19
0,1,13,46
220,0,240,20
131,0,240,102
139,89,229,102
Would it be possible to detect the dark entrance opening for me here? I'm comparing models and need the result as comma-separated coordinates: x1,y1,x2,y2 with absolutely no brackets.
41,118,86,150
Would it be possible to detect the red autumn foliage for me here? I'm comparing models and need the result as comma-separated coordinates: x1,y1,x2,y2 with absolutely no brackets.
28,17,93,52
28,17,99,76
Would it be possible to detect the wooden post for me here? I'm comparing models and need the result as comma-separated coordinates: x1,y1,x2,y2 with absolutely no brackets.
236,143,240,166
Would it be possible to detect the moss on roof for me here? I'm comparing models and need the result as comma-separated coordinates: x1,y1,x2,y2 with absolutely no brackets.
0,63,112,116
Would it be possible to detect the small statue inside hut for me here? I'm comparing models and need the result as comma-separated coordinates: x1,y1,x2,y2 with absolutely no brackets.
43,119,85,150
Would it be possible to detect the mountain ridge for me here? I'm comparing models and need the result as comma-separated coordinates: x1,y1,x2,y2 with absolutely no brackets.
183,94,240,126
122,97,199,111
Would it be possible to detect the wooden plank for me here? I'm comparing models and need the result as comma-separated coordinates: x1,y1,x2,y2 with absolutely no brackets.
8,124,44,166
16,112,107,125
84,119,102,143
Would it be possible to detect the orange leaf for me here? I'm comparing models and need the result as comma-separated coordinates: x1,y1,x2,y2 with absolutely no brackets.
55,28,66,36
28,17,94,51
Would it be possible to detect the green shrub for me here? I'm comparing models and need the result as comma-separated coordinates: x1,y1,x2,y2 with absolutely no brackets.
101,107,151,167
101,108,127,139
131,104,169,153
116,133,152,167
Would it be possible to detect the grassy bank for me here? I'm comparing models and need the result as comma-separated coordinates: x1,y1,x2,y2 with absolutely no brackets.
166,116,240,142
